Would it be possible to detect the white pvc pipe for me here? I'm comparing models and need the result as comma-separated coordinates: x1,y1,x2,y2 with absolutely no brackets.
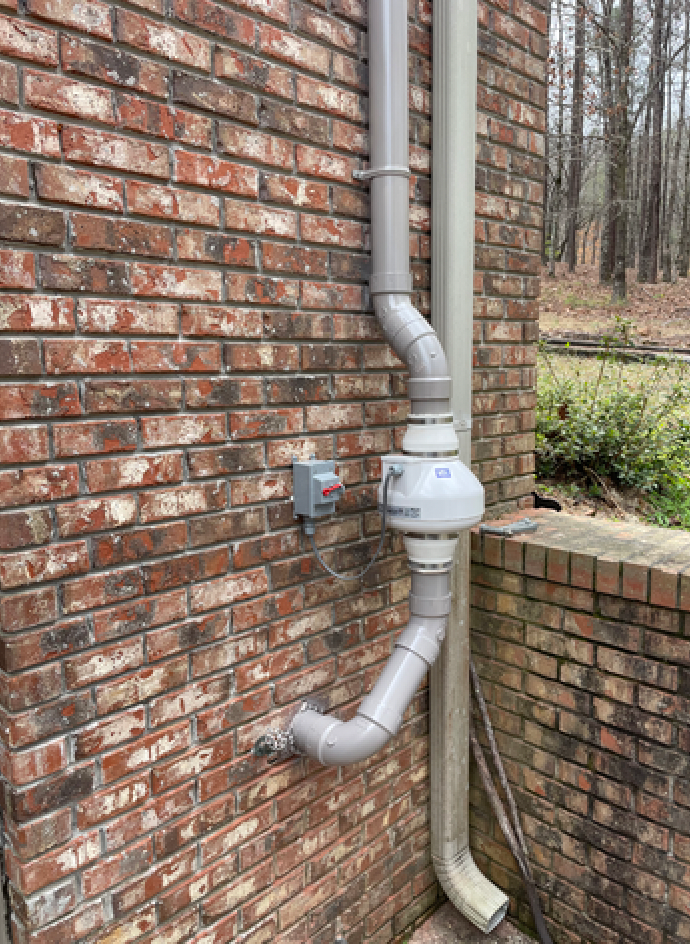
431,0,510,932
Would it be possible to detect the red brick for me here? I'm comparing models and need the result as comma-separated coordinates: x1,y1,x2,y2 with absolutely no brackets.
77,299,178,335
126,181,219,225
190,567,268,613
173,0,255,43
117,10,211,68
36,164,123,211
0,14,58,64
96,656,188,714
139,482,226,522
56,496,137,536
0,154,30,196
0,425,49,464
131,264,222,301
61,35,168,96
175,150,258,195
182,305,262,338
70,213,173,258
25,71,114,124
0,109,61,156
44,340,131,374
0,249,35,289
224,198,297,237
215,46,292,98
62,127,170,177
114,95,212,148
0,60,18,103
131,340,221,371
28,0,112,36
258,22,329,74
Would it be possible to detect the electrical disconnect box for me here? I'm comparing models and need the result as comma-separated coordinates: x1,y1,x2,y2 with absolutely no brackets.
293,458,343,534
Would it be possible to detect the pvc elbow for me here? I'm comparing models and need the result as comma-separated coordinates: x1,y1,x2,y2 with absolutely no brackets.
291,710,391,766
292,615,445,767
373,295,449,380
433,846,509,933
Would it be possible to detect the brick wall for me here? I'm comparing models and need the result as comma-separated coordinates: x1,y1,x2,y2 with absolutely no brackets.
473,0,544,515
0,0,546,941
470,512,690,944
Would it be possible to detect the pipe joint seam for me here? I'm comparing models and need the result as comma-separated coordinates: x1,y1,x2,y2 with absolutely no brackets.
408,376,452,401
409,592,452,618
396,619,446,667
370,273,413,294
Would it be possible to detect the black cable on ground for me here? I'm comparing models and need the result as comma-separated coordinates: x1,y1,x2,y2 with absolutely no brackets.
469,658,554,944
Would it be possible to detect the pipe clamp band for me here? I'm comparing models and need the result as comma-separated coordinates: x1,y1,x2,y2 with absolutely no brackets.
353,165,410,180
370,272,414,295
403,449,460,458
407,414,454,425
409,560,453,573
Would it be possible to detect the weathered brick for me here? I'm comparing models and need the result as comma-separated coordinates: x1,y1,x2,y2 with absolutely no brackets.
25,70,114,124
0,154,30,197
35,164,123,211
62,127,170,177
0,14,58,64
61,35,167,96
69,213,173,258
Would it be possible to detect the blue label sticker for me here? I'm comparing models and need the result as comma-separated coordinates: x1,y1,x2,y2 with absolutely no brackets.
435,468,451,478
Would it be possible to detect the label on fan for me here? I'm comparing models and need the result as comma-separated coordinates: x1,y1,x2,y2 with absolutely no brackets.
387,506,421,518
435,468,451,478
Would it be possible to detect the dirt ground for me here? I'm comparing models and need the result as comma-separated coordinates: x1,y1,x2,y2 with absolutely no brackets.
534,478,656,525
540,262,690,346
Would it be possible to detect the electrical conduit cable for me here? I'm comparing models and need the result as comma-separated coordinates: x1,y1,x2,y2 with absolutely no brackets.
307,467,399,581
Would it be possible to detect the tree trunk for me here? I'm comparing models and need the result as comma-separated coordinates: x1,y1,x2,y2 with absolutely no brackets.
612,0,634,301
663,0,689,280
599,0,615,283
566,0,585,270
637,97,653,274
542,0,552,264
678,134,690,275
639,0,667,283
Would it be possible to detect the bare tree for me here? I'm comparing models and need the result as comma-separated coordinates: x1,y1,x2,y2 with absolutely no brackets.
567,0,586,269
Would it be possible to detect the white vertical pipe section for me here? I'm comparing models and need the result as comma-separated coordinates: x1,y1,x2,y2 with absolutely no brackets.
430,0,510,932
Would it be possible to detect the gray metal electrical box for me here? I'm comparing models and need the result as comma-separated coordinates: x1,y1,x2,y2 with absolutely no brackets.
293,458,343,529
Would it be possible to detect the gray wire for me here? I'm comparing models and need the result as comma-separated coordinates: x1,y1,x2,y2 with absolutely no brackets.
308,468,395,581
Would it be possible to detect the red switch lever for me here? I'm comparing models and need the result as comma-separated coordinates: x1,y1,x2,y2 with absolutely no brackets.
322,483,344,497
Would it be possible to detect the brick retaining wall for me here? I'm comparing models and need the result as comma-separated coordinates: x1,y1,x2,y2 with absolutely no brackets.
470,511,690,944
0,0,545,942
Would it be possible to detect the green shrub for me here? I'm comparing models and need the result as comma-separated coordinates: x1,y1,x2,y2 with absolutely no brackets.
536,322,690,506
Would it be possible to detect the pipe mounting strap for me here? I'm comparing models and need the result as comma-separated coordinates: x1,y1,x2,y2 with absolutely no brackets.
353,165,410,180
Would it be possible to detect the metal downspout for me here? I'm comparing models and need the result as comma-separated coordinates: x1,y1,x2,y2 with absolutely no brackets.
431,1,509,932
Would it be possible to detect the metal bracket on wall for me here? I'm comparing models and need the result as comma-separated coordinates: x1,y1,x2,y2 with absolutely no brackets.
252,697,328,762
352,164,410,181
479,517,539,537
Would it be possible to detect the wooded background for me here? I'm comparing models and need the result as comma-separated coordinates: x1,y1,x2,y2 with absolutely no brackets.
544,0,690,298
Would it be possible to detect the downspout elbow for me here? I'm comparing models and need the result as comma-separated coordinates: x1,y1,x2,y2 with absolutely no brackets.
433,847,509,933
